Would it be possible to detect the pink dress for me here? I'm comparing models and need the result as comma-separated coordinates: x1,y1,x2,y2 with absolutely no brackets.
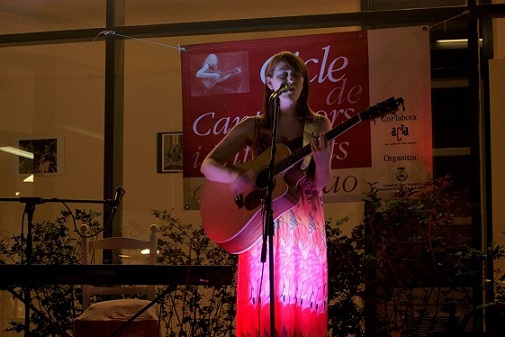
236,121,328,337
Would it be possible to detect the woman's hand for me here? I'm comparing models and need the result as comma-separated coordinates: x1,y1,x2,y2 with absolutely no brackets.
311,133,332,168
311,116,334,189
230,169,255,197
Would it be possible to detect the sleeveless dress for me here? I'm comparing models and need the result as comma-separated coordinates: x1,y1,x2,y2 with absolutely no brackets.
236,119,328,337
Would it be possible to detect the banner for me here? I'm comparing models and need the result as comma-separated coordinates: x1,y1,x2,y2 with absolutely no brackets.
181,26,432,209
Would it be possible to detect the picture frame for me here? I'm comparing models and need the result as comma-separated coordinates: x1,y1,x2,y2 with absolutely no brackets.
16,136,64,176
157,132,183,173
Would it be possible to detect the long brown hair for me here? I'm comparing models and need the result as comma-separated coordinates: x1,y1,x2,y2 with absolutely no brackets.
261,51,313,128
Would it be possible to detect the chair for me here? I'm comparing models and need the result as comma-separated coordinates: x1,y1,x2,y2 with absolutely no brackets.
73,223,160,337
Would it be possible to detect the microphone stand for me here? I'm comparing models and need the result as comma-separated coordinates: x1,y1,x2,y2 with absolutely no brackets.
260,96,280,337
0,195,118,337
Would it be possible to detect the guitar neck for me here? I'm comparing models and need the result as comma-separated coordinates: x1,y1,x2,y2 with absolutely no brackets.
273,97,403,175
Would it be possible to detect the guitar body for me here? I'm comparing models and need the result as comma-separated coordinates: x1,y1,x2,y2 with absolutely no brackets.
200,144,303,254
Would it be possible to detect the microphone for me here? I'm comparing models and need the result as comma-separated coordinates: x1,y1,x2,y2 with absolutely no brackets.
269,82,290,100
113,186,126,208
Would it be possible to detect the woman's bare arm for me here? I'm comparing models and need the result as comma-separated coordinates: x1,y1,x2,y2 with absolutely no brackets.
200,117,255,185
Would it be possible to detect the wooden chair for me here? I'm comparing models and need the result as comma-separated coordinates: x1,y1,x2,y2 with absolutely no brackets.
73,223,160,337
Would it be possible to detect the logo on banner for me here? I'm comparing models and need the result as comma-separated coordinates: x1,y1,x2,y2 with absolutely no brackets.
396,166,408,182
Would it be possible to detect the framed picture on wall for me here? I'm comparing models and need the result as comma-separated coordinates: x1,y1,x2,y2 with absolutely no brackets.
157,132,183,173
16,136,64,176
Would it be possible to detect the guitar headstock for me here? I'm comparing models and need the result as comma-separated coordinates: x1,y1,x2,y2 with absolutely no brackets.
362,97,405,121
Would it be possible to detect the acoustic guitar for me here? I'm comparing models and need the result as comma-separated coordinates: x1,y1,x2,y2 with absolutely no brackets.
200,97,404,254
201,67,242,89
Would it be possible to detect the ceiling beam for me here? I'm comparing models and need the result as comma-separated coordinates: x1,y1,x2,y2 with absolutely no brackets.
1,4,504,47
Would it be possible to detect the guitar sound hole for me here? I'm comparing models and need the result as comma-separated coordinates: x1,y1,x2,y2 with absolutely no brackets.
255,168,271,190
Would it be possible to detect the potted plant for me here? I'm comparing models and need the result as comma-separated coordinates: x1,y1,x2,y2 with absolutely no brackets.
327,176,478,337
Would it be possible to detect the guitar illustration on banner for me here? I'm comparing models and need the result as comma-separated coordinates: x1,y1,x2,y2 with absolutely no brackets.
200,67,242,89
200,97,405,254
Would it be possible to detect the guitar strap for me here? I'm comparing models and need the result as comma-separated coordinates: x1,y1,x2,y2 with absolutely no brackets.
300,115,321,170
